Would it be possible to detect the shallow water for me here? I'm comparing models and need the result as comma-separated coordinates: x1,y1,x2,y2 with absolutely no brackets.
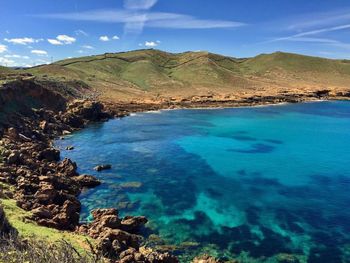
56,101,350,262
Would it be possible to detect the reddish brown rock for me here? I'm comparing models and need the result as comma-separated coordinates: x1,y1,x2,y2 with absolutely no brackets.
73,174,101,188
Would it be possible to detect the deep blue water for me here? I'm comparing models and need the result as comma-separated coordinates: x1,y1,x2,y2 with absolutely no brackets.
56,101,350,262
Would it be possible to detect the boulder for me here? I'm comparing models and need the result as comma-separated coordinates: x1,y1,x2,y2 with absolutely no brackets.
94,164,112,172
39,120,48,131
120,215,148,233
31,206,53,219
6,151,21,165
57,158,78,177
34,183,58,204
61,113,84,128
38,148,60,162
73,174,100,188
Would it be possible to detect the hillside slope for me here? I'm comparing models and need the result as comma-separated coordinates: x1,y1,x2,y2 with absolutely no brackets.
25,49,350,102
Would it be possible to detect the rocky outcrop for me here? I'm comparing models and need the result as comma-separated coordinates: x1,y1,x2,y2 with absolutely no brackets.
78,208,178,263
0,98,114,231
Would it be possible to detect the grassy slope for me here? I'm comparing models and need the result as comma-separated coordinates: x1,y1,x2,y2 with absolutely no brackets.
0,197,93,253
23,49,350,101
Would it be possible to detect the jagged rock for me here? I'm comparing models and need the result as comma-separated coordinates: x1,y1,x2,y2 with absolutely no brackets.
120,215,148,233
57,158,78,177
34,183,58,205
61,113,84,128
73,174,101,187
142,249,179,263
39,120,48,131
94,164,112,171
38,148,60,162
31,206,53,219
56,199,80,229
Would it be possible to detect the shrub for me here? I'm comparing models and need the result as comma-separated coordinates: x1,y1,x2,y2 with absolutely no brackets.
0,234,104,263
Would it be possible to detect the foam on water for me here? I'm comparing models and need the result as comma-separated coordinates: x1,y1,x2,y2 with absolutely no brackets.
56,101,350,262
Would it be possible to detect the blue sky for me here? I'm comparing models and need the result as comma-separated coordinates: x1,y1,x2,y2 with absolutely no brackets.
1,0,350,67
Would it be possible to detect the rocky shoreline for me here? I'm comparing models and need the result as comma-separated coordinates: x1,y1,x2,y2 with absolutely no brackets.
0,79,349,262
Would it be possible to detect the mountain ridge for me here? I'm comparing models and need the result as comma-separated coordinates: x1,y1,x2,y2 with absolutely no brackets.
2,49,350,102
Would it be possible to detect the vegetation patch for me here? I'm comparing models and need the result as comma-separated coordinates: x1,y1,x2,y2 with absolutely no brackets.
1,199,95,254
0,235,102,263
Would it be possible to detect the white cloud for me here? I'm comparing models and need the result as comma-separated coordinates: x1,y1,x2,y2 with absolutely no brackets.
77,50,84,54
4,37,41,45
47,35,76,45
31,49,48,56
144,41,159,47
4,54,30,59
99,36,110,41
0,57,15,66
81,45,94,49
112,35,120,40
75,29,88,36
48,39,63,45
56,34,76,44
124,0,158,10
0,44,7,53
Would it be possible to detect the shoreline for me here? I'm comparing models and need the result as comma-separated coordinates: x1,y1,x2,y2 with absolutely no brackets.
1,92,350,262
135,99,331,115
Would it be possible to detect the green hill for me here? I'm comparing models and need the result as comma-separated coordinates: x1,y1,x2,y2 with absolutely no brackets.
20,49,350,101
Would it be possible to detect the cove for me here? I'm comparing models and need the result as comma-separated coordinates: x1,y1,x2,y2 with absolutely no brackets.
55,101,350,262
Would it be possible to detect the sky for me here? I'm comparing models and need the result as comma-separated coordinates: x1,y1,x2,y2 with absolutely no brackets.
1,0,350,67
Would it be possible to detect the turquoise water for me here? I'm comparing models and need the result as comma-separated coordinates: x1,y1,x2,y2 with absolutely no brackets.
56,101,350,262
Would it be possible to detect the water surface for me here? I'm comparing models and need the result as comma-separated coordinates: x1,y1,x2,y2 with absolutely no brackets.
56,101,350,262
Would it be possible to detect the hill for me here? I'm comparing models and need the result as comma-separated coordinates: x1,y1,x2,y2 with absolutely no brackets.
17,49,350,101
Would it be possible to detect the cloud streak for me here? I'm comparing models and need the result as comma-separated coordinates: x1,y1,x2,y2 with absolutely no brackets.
4,37,42,45
31,49,48,56
124,0,158,10
36,9,246,30
265,24,350,46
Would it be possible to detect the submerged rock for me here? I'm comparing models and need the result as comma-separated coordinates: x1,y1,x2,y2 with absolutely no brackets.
192,255,222,263
119,181,143,190
94,164,112,171
73,174,101,188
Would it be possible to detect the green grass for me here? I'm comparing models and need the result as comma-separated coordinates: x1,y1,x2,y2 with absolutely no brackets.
21,49,350,100
1,199,94,253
